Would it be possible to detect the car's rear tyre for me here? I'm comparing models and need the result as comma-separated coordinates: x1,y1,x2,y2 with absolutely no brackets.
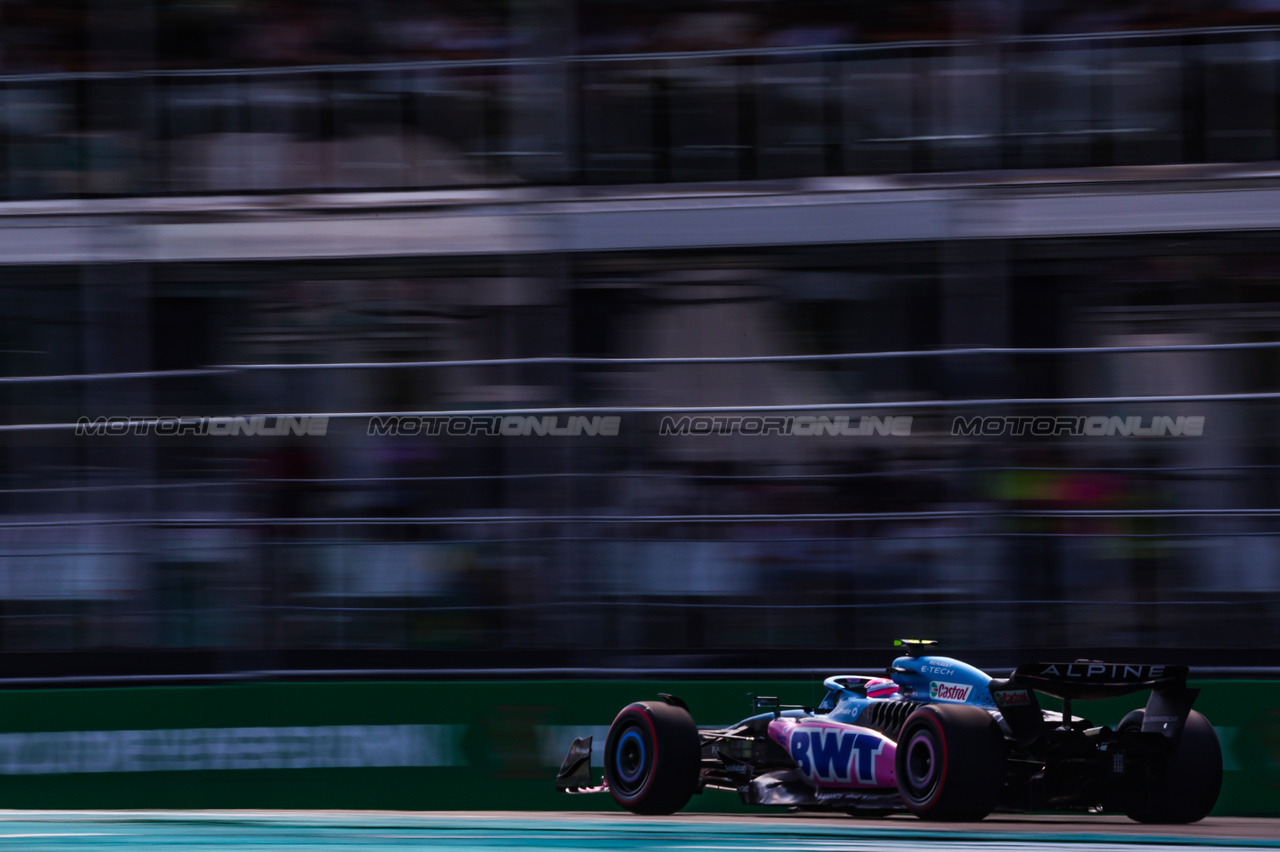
604,700,700,815
895,704,1007,821
1118,708,1222,824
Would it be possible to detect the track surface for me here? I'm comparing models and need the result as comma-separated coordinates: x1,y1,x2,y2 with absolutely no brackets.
0,812,1274,850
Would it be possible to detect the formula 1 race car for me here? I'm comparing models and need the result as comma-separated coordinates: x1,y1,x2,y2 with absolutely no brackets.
555,641,1222,823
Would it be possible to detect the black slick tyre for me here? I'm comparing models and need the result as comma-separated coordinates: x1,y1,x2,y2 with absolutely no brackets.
895,704,1007,821
1118,708,1222,824
604,700,700,815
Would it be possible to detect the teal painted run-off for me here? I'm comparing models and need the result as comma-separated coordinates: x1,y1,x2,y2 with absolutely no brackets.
0,679,1274,815
0,813,1277,852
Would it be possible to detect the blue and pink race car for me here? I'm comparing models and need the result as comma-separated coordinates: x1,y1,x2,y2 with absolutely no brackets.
556,641,1222,823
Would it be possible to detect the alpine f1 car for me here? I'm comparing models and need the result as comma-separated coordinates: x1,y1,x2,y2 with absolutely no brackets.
555,641,1222,823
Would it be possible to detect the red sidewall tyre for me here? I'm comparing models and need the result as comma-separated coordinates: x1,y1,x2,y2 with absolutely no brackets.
895,704,1007,821
898,710,950,814
604,700,700,815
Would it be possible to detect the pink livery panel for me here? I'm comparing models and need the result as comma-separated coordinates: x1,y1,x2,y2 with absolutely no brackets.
767,717,897,789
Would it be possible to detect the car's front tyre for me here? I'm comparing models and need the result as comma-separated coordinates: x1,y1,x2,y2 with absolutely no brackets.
604,700,700,815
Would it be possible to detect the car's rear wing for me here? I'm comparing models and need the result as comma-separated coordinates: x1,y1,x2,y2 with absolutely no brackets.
1012,662,1188,701
1011,662,1197,738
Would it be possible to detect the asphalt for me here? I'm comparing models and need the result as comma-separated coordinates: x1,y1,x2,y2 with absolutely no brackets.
0,811,1275,851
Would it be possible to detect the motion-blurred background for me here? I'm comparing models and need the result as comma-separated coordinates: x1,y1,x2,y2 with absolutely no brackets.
2,0,1280,678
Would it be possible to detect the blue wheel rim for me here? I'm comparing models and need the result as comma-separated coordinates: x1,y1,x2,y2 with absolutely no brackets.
616,728,646,785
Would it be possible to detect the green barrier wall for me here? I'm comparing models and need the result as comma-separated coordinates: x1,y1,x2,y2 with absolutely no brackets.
0,679,1273,814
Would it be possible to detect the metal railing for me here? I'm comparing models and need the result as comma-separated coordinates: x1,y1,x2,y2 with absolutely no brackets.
5,26,1280,199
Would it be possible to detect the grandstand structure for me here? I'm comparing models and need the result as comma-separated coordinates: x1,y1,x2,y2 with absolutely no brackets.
2,26,1280,676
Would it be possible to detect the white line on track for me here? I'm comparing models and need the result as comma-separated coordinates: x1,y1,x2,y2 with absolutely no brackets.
0,833,121,838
